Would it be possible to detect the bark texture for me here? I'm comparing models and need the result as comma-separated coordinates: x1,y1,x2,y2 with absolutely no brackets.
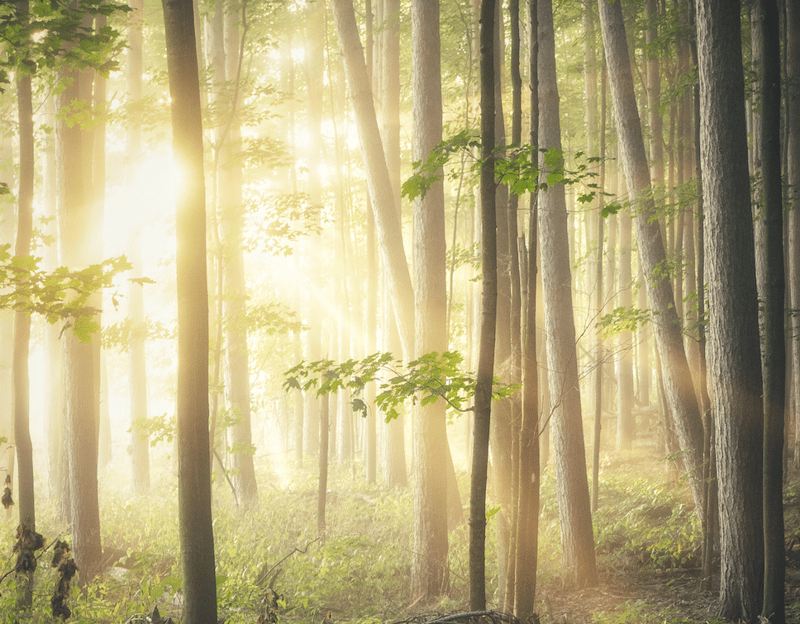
411,0,449,598
696,0,764,620
538,0,596,588
162,0,218,620
598,0,705,515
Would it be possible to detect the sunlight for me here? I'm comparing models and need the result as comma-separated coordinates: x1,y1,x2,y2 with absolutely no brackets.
105,150,178,265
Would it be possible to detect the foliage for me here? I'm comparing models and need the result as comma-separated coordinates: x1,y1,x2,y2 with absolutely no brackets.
245,302,304,335
401,131,605,206
103,317,176,351
0,246,131,342
283,351,519,423
130,414,176,447
592,474,702,571
0,0,130,85
598,306,652,338
244,191,325,256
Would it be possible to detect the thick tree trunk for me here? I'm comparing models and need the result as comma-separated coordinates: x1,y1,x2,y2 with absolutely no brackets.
162,0,218,620
696,1,764,620
57,21,103,583
598,0,705,515
411,0,449,599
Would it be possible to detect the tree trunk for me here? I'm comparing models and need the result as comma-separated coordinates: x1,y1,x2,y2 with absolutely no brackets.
318,392,329,539
57,12,103,583
329,0,415,360
43,93,64,516
788,0,800,475
504,0,523,607
470,0,497,609
127,0,150,495
616,205,634,450
411,0,449,599
513,0,539,614
13,2,35,607
696,1,764,620
598,0,705,515
757,0,785,621
161,0,218,620
221,0,257,504
14,0,34,538
538,0,597,588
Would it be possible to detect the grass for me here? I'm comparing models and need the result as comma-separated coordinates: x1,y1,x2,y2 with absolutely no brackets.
0,446,794,623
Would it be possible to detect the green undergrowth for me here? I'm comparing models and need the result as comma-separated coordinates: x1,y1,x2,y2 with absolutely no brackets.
0,449,794,624
591,473,701,571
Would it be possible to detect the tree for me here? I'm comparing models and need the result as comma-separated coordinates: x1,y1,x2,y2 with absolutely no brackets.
328,0,414,360
789,0,800,477
13,0,36,607
57,5,103,584
512,0,539,615
411,0,448,600
756,0,785,621
126,0,150,495
161,0,218,620
470,0,497,609
220,0,258,505
597,0,705,516
696,0,764,620
537,0,597,588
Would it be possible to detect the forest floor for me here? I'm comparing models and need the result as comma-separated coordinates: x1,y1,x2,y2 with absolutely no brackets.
528,445,800,624
5,432,798,624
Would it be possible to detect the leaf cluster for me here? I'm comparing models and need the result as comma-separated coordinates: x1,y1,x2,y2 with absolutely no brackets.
0,0,130,86
244,191,324,257
284,350,519,423
402,131,605,207
103,317,176,351
598,305,652,338
0,246,131,342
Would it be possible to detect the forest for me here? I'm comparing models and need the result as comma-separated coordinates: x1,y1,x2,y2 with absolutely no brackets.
0,0,797,622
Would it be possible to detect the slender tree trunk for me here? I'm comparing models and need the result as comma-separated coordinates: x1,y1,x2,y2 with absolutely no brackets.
13,4,36,608
592,63,608,513
598,0,705,515
318,392,329,539
127,0,150,495
616,205,634,450
788,0,800,475
42,92,64,516
222,0,257,504
470,0,497,609
538,0,597,588
504,0,523,607
513,0,539,614
329,0,415,359
757,0,785,621
162,0,218,620
14,0,34,538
